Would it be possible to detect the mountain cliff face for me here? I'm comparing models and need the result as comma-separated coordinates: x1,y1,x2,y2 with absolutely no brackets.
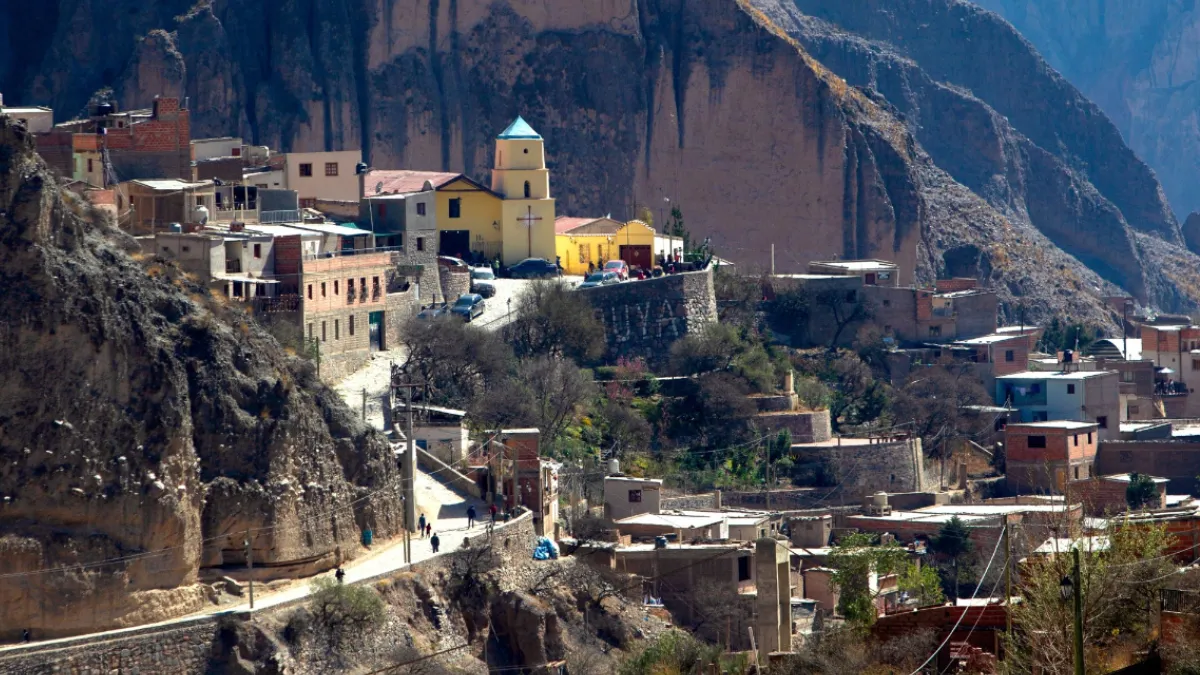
1,0,1197,321
971,0,1200,222
0,117,402,638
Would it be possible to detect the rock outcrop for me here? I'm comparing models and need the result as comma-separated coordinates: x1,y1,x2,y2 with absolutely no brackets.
972,0,1200,221
2,0,1198,321
0,117,403,638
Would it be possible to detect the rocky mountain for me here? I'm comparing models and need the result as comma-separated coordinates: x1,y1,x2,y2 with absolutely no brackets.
2,0,1198,322
0,117,403,638
971,0,1200,223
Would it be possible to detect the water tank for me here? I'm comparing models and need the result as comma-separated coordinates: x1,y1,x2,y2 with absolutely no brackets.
607,458,620,476
355,162,369,175
168,223,182,233
872,492,889,507
191,205,209,225
654,536,668,549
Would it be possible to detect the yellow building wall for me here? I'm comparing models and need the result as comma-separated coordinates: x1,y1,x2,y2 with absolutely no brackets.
501,199,557,265
557,235,619,275
73,150,104,187
613,221,656,249
436,178,503,259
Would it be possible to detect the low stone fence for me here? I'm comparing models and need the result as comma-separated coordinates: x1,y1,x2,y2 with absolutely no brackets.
0,513,534,674
660,491,719,510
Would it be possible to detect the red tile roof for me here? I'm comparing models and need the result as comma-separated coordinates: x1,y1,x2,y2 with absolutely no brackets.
555,216,603,234
364,170,462,196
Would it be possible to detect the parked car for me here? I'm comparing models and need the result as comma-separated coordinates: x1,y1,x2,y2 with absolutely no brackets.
416,303,449,320
578,271,620,289
603,259,629,280
471,267,497,298
449,293,486,321
437,255,470,270
507,258,562,279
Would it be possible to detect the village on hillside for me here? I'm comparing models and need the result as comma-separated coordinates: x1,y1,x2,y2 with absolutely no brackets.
8,93,1200,674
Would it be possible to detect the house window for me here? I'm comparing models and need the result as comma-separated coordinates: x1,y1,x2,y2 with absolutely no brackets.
1067,384,1076,394
1074,466,1079,480
321,321,327,342
417,237,425,252
334,280,339,294
628,489,642,503
417,202,426,216
449,198,462,218
181,246,190,253
1130,405,1141,415
1097,416,1108,429
737,556,751,581
349,315,355,336
524,181,531,198
325,162,339,176
307,284,313,300
1088,433,1093,443
1123,371,1135,382
1073,435,1079,446
253,243,262,259
299,163,313,177
929,326,942,337
334,320,339,340
882,299,891,307
87,158,93,172
196,196,204,206
1028,435,1047,449
232,147,241,157
321,282,327,297
308,323,314,340
1005,350,1015,362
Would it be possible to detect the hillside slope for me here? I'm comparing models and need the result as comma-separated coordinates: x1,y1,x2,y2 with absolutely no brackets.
0,117,403,638
0,0,1193,320
972,0,1200,223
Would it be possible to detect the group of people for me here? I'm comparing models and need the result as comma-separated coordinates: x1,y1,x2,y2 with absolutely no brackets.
414,503,500,555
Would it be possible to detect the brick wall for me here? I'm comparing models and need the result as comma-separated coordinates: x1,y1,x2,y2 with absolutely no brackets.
935,278,979,293
582,266,718,367
1068,476,1166,515
1097,441,1200,493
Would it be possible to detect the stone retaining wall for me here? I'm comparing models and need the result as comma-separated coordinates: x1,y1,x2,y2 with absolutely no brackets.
757,410,832,443
580,266,717,367
0,513,535,674
660,492,719,510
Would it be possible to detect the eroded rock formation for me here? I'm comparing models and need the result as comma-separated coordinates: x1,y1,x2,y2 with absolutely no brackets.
3,0,1199,320
0,117,402,638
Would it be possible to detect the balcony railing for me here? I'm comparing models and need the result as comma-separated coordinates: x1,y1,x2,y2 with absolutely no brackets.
260,209,301,224
1156,382,1189,397
225,260,242,274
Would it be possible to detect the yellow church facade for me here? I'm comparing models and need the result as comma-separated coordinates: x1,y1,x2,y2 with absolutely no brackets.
435,176,503,260
490,117,557,266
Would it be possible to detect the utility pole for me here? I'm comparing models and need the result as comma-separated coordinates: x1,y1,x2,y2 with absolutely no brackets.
361,387,367,421
1073,547,1085,675
244,532,255,610
770,243,775,276
392,378,421,565
1004,518,1012,635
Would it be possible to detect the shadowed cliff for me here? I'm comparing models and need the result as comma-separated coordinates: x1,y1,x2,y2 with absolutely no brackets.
0,117,402,638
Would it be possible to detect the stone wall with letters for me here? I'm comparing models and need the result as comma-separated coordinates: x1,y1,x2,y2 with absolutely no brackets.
580,267,718,367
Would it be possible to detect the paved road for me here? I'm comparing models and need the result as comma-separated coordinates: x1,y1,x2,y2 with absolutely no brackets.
471,274,584,331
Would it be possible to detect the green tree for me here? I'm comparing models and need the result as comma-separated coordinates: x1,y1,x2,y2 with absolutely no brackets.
898,562,945,606
1126,472,1159,510
307,577,386,648
619,631,721,675
828,532,909,626
667,204,690,256
930,516,975,599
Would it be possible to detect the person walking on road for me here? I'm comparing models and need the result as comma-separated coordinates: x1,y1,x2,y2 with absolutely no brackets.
335,567,345,584
466,505,477,529
418,513,426,538
426,523,432,538
490,503,498,522
430,533,440,553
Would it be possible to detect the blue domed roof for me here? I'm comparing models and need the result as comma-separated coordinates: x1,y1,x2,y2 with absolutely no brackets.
497,116,542,140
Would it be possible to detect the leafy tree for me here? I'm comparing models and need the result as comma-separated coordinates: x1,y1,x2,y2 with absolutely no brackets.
765,285,811,343
397,316,513,407
506,280,605,363
618,631,721,675
1004,520,1173,675
669,322,782,392
668,372,756,465
469,356,593,448
828,532,909,626
823,354,890,431
667,204,690,256
898,562,945,606
889,363,992,456
1040,317,1098,354
1126,472,1160,510
815,287,871,349
308,577,386,648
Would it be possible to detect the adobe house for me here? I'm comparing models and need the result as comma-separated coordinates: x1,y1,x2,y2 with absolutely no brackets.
603,475,663,520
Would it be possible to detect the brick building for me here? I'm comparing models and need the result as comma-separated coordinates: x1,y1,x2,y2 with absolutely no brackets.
1005,421,1099,494
1140,324,1200,416
1067,474,1168,515
299,251,392,380
486,429,559,535
46,97,191,184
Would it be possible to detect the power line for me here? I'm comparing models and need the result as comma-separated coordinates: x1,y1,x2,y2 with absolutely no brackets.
907,529,1006,675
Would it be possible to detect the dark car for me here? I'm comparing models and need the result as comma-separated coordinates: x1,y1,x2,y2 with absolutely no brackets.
578,271,620,289
416,303,449,320
449,293,486,321
471,267,497,298
507,258,562,279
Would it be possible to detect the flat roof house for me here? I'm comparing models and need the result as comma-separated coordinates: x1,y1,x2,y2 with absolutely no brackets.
996,371,1120,440
1005,421,1100,494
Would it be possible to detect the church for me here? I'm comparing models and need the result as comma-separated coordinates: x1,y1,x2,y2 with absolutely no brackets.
359,116,557,267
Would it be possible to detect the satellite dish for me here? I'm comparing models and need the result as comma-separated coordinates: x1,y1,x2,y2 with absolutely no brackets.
375,181,384,195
